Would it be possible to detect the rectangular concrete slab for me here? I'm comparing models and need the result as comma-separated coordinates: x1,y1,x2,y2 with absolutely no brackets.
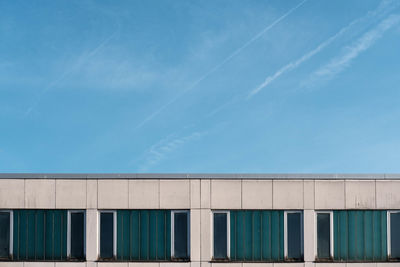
98,179,128,209
201,179,211,208
55,263,86,267
242,180,272,209
87,179,98,209
98,263,128,267
243,263,273,267
304,180,315,209
25,179,55,208
160,179,190,209
56,179,86,209
273,180,303,209
24,263,55,267
191,209,201,261
200,209,212,261
376,180,400,209
211,180,241,209
315,180,345,209
129,179,159,209
129,263,160,267
0,179,24,208
191,179,201,208
160,263,190,267
86,209,99,261
304,210,315,262
345,180,375,209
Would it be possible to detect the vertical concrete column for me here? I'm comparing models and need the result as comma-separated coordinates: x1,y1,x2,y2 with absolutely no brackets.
303,209,315,263
191,209,201,261
86,209,99,262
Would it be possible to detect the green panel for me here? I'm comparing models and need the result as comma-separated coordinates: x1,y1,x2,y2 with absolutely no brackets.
140,210,149,260
13,210,20,260
45,210,54,260
261,211,271,260
149,210,157,260
19,210,27,260
253,211,261,260
236,211,244,260
333,210,387,262
27,210,35,259
35,210,45,260
364,211,373,261
271,211,280,260
166,211,171,259
53,210,62,259
156,210,165,260
244,211,252,260
230,211,236,260
130,211,140,260
117,211,123,260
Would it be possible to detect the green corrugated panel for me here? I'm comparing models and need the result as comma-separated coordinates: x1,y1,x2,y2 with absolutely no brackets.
230,210,284,262
13,210,67,261
116,210,171,261
333,210,387,262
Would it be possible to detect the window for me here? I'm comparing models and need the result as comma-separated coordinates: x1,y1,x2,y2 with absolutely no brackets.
172,210,190,260
284,211,303,261
213,211,229,260
333,210,387,261
67,211,85,260
316,211,333,260
0,211,12,260
388,211,400,260
230,210,284,261
100,211,116,260
12,210,68,261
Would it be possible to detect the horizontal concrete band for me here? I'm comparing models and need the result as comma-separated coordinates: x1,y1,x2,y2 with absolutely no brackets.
1,173,400,179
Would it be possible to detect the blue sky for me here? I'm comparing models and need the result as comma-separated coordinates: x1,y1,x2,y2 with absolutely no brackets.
1,0,400,173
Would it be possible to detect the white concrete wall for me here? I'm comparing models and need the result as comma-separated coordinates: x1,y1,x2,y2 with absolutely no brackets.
1,178,400,266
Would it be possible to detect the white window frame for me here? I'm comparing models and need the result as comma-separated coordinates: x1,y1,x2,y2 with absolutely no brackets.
387,210,400,259
284,210,303,259
0,210,13,258
98,210,117,258
171,210,190,259
211,210,230,260
67,210,86,259
314,211,333,260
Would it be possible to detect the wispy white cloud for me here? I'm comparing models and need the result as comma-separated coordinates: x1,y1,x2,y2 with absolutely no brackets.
247,0,400,99
138,131,208,171
133,0,308,130
303,14,400,86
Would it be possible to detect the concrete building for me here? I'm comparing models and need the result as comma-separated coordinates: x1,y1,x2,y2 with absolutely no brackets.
1,173,400,267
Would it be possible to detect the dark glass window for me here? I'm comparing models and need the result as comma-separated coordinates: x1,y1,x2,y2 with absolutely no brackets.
0,212,10,259
391,212,400,259
100,212,114,259
317,213,331,260
287,212,302,260
70,212,85,259
173,212,189,259
213,213,228,260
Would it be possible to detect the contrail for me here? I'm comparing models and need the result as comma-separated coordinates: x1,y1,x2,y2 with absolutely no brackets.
24,30,118,116
247,0,399,98
134,0,308,130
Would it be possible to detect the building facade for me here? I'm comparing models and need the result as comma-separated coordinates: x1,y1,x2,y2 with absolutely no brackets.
0,173,400,267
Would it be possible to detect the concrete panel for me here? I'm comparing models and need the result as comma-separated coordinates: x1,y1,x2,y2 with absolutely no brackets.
346,264,377,267
130,264,159,267
201,263,211,267
0,263,23,267
98,179,128,209
376,180,400,209
160,263,190,267
304,210,315,262
24,263,55,267
191,179,201,208
345,180,375,209
211,264,242,267
304,263,315,267
304,180,315,209
243,263,273,267
87,179,98,209
211,180,241,209
242,180,272,209
315,264,346,267
191,263,200,267
273,180,303,209
315,180,345,209
129,180,159,209
56,263,86,267
377,263,400,267
87,263,98,267
201,179,211,208
25,179,55,208
160,180,190,209
56,179,86,209
86,209,99,261
98,264,128,267
273,264,304,267
0,179,24,208
191,209,201,261
200,209,212,261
